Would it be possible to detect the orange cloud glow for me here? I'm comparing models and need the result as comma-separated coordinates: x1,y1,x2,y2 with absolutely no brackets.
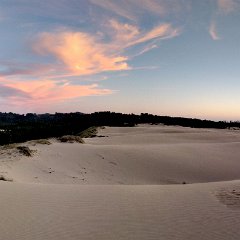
32,21,179,77
33,31,129,76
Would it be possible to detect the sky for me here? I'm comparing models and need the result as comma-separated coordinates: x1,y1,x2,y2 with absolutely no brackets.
0,0,240,120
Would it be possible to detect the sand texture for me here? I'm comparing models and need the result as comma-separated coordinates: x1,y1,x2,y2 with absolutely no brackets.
1,125,240,239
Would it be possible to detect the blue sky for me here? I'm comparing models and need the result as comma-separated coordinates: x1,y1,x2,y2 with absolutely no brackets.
0,0,240,120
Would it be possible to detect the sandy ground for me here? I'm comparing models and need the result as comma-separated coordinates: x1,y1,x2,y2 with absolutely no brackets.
1,124,240,239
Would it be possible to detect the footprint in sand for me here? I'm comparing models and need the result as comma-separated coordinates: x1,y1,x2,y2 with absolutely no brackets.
97,154,105,159
109,161,117,166
48,168,55,174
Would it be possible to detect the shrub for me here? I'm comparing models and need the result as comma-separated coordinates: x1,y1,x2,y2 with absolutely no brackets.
31,139,51,145
1,144,17,150
57,135,85,143
78,126,98,138
17,146,33,157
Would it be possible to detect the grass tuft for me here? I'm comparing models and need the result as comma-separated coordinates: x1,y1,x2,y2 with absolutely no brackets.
31,139,52,145
17,146,33,157
1,143,18,150
57,135,85,143
78,127,98,138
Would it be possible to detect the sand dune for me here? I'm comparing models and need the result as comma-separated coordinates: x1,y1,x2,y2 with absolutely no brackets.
2,125,240,185
0,181,240,240
1,125,240,239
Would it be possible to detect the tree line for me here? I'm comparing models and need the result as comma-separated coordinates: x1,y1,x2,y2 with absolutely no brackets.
0,111,239,145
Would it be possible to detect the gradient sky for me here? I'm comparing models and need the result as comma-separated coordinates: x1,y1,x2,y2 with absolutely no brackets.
0,0,240,120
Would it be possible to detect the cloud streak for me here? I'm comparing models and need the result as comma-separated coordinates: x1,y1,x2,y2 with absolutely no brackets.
33,31,129,76
90,0,138,21
0,61,53,77
90,0,186,21
217,0,240,14
3,79,112,102
32,21,179,77
209,21,220,40
0,77,113,111
0,84,30,98
209,0,239,40
129,23,179,46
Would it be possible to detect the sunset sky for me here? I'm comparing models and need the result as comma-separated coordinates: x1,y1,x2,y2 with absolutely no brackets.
0,0,240,120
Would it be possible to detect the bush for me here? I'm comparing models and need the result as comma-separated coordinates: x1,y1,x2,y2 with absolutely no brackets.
78,126,98,138
17,146,33,157
31,139,51,145
57,135,85,143
1,143,17,150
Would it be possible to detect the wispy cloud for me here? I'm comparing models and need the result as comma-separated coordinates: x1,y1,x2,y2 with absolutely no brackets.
0,61,53,77
90,0,137,21
209,0,239,40
0,84,30,98
108,19,140,45
129,24,179,46
90,0,185,21
33,31,129,76
217,0,240,14
130,44,158,59
0,78,113,111
6,80,112,101
108,19,179,47
209,21,220,40
32,20,179,77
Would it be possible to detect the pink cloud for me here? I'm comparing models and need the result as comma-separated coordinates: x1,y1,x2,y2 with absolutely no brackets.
5,79,112,101
90,0,187,21
90,0,138,21
109,19,140,44
0,61,53,77
32,21,179,78
109,19,179,48
217,0,239,14
33,31,129,76
0,78,113,111
209,21,220,40
129,24,180,46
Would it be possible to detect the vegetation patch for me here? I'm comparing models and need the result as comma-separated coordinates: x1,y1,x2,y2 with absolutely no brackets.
57,135,85,143
17,146,33,157
1,112,238,146
31,139,52,145
78,126,98,138
1,144,17,150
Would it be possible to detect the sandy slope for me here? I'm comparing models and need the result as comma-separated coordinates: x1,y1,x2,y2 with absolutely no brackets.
2,125,240,184
1,125,240,240
0,181,240,240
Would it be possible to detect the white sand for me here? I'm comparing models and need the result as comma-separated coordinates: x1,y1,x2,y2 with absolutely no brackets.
1,125,240,239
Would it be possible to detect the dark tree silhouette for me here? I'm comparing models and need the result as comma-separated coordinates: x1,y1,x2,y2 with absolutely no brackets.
0,111,238,145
